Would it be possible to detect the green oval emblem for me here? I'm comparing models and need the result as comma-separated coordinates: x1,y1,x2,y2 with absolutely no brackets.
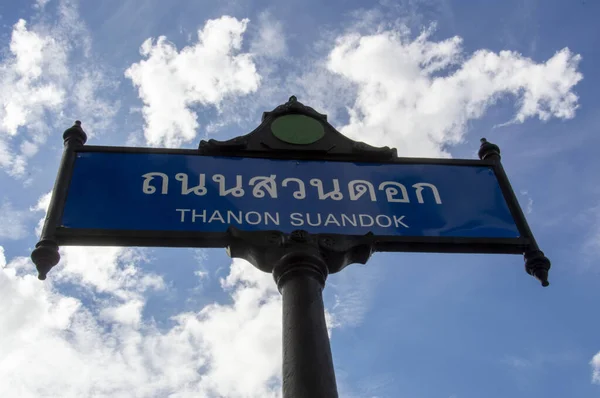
271,114,325,145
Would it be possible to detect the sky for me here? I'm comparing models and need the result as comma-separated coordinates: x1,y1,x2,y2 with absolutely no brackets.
0,0,599,397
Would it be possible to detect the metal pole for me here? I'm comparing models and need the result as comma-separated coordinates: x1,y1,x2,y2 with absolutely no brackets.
273,250,338,398
31,121,87,280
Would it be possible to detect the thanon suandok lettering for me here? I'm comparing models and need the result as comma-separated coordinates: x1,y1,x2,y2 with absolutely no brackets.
173,208,410,229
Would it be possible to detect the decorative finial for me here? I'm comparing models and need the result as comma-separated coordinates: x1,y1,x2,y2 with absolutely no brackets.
31,240,60,280
478,137,500,161
63,120,87,146
261,96,327,122
525,250,551,287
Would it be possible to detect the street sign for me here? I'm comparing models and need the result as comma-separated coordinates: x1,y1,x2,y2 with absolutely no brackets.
56,147,522,247
31,99,551,398
31,103,551,398
31,99,550,398
34,98,549,286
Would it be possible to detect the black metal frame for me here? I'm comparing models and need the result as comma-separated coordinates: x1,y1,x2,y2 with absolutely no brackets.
32,96,550,286
50,145,531,253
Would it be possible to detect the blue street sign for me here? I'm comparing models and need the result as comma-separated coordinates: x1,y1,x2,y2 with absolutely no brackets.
61,151,520,238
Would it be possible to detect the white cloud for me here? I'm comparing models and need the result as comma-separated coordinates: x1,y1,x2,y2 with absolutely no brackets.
31,190,52,237
7,191,287,397
592,351,600,384
32,189,52,213
57,246,164,299
250,11,287,59
0,19,65,175
520,190,534,214
503,351,578,373
0,140,12,169
581,204,600,261
125,16,261,147
503,355,534,369
34,0,51,9
0,0,118,177
188,259,282,397
0,248,284,397
99,298,145,327
329,265,381,328
0,202,29,240
325,27,582,157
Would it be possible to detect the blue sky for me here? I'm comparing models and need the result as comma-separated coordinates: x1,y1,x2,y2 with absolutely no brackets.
0,0,599,397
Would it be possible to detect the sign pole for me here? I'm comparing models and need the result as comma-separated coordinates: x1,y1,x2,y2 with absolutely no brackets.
274,240,338,397
227,227,374,397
